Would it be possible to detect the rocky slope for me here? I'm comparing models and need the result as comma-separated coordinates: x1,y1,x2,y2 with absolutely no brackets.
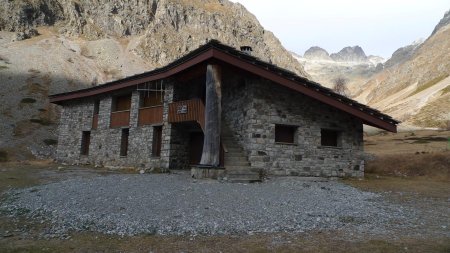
354,10,450,128
0,0,308,160
294,46,384,93
383,39,423,69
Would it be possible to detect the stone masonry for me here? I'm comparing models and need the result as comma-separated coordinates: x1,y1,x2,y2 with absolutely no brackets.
56,70,364,177
222,74,364,177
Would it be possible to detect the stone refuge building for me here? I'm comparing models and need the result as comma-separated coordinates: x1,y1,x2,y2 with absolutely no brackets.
49,40,398,181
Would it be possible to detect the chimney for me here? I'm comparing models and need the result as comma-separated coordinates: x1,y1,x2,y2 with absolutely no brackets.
240,46,253,55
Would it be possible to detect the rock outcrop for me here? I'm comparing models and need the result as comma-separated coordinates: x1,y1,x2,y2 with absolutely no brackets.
330,46,367,62
303,46,332,61
383,40,423,68
294,45,383,94
431,9,450,35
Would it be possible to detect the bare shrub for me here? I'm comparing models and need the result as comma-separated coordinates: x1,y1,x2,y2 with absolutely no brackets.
333,76,348,97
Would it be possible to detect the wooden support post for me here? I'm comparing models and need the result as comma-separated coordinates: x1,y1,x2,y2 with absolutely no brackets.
200,64,222,167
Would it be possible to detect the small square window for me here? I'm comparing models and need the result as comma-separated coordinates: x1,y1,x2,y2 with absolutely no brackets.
275,125,297,144
321,129,341,147
93,100,100,115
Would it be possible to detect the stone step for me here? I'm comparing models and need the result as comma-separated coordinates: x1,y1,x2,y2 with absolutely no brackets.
224,149,245,154
225,147,243,153
225,161,251,166
225,166,262,173
224,156,246,165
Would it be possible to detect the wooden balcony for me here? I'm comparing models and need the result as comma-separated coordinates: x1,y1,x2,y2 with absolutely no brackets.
168,99,205,129
92,114,98,130
138,106,163,126
110,110,130,128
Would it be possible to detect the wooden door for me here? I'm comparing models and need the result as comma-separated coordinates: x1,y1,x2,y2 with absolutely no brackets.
189,132,204,165
152,126,162,157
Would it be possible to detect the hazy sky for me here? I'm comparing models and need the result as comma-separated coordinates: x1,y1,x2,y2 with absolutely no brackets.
231,0,449,58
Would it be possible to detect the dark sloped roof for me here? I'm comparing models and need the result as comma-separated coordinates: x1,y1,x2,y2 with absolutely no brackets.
49,40,399,132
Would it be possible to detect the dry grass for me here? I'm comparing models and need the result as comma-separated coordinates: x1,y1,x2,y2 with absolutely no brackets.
365,152,450,180
364,130,450,155
410,74,449,97
1,228,449,253
442,85,450,95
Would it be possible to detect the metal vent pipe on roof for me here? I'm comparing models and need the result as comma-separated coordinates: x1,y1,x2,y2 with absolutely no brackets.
240,46,253,55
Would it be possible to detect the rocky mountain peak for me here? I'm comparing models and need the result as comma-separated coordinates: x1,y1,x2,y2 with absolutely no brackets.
383,40,423,68
330,46,367,62
431,9,450,35
303,46,332,61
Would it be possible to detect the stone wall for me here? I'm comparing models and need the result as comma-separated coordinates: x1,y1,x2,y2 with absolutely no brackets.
222,75,364,177
56,72,364,177
56,83,175,169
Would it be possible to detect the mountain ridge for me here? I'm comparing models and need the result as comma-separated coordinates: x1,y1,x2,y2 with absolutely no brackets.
0,0,308,160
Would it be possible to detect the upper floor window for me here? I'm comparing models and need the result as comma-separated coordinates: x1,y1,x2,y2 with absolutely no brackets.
140,91,164,108
113,94,132,112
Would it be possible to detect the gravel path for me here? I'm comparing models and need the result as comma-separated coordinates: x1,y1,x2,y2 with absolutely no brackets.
0,173,431,236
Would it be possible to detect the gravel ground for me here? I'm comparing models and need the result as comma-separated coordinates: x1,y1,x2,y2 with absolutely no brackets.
0,173,445,237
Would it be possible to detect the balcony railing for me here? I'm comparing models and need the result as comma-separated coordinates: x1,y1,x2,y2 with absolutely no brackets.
168,99,205,129
138,106,163,126
92,114,98,130
110,110,130,128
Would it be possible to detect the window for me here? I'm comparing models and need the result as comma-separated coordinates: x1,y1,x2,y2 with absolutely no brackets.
120,128,129,156
80,131,91,155
152,126,162,157
93,100,100,115
92,100,100,130
113,94,132,112
321,129,340,147
140,91,163,108
275,125,297,144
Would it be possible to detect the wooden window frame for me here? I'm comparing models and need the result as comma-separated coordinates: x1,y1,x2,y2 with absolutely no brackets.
275,124,297,144
139,91,164,109
112,94,132,112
